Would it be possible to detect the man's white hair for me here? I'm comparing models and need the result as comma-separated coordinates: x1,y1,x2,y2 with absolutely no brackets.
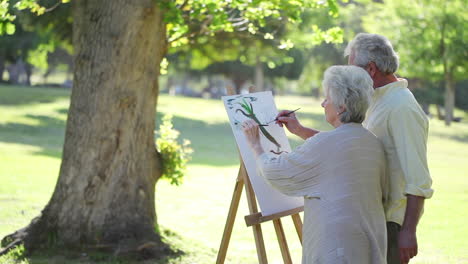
322,65,374,123
344,33,399,74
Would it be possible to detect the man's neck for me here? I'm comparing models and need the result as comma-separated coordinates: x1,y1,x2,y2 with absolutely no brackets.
373,74,399,89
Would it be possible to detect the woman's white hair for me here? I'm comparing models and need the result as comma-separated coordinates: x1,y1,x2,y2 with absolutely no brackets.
344,33,399,74
322,65,374,123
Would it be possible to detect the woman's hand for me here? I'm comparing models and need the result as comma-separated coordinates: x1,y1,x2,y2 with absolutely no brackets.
241,120,264,156
276,110,303,135
276,110,319,140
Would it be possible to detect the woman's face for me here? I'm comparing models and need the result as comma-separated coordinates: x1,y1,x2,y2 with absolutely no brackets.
321,93,340,127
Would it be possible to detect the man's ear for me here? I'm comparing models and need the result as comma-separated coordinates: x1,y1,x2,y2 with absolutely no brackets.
367,61,378,77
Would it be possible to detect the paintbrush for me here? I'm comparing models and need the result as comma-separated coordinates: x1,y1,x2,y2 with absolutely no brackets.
259,108,301,126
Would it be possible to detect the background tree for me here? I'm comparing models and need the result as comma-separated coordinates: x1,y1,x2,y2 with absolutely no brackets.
363,0,468,125
294,1,369,96
0,0,72,84
163,1,344,95
0,0,340,259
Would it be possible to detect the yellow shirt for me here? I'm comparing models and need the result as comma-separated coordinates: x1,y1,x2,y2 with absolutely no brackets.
364,79,434,225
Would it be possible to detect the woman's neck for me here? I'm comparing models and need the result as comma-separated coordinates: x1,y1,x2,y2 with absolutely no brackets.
331,119,343,128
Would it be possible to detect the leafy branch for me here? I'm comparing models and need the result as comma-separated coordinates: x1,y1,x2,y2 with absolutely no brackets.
155,114,193,186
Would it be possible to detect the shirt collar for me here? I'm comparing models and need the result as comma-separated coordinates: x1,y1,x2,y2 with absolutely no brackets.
373,78,408,99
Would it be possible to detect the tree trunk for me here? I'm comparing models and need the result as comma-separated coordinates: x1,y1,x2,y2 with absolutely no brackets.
421,103,430,115
436,104,444,120
2,0,168,258
24,63,32,86
254,55,264,91
6,60,21,84
444,72,455,126
0,57,5,82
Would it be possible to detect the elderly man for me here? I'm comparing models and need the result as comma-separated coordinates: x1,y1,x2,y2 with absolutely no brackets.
276,33,433,264
344,33,433,264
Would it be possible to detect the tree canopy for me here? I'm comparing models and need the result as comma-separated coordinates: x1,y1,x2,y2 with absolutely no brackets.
363,0,468,124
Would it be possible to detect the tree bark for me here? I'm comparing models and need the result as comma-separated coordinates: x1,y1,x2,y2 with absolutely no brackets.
254,55,264,92
0,57,5,82
6,60,22,84
2,0,168,258
444,71,455,126
232,75,246,94
436,104,444,120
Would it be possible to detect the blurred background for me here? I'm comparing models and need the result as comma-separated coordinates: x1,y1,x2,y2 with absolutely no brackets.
1,0,466,123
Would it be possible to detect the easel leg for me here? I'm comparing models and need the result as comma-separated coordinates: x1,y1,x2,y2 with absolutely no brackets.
291,213,303,245
216,172,245,264
273,219,293,264
242,163,268,264
251,223,268,264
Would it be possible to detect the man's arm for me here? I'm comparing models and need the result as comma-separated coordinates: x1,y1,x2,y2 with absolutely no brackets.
399,195,425,263
388,105,433,263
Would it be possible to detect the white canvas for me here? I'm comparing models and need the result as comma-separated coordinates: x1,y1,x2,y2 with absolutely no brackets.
222,91,304,216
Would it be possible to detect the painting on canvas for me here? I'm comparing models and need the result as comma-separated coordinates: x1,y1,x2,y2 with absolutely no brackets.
222,91,303,216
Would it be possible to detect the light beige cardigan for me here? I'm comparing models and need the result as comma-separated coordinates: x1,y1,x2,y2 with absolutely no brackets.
257,123,387,264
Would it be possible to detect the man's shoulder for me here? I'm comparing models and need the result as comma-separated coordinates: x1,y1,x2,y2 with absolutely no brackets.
378,88,428,120
383,87,417,107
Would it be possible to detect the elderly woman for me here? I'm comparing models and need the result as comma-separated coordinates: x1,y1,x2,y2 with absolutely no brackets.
242,65,387,264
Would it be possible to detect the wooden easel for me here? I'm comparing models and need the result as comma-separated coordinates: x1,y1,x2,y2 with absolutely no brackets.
216,86,304,264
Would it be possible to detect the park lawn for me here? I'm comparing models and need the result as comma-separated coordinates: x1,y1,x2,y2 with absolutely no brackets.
0,84,467,263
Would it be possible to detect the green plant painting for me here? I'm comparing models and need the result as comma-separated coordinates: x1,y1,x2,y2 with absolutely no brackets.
226,95,283,154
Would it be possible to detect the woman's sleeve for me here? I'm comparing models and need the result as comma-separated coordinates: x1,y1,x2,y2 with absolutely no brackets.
255,133,325,196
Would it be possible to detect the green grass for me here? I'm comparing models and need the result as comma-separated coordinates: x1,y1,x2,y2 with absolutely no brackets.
0,84,467,263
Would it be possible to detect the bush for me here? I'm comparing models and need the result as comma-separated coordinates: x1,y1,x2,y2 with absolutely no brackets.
155,114,193,186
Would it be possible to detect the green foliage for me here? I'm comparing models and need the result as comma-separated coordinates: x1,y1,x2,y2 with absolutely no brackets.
14,0,45,15
0,0,45,36
155,114,193,186
160,0,340,49
161,0,343,75
0,0,16,35
363,0,468,81
0,244,28,264
26,41,54,69
363,0,467,124
0,0,72,79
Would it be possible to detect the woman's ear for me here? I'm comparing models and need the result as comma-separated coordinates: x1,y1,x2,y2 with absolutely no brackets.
338,105,346,115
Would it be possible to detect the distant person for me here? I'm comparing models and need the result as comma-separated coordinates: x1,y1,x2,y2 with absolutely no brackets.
242,65,387,263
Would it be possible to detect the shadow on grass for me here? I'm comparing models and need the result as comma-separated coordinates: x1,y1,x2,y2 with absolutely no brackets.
56,108,69,115
431,131,468,144
0,114,66,159
0,227,215,264
0,109,240,166
0,107,331,167
0,85,70,106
